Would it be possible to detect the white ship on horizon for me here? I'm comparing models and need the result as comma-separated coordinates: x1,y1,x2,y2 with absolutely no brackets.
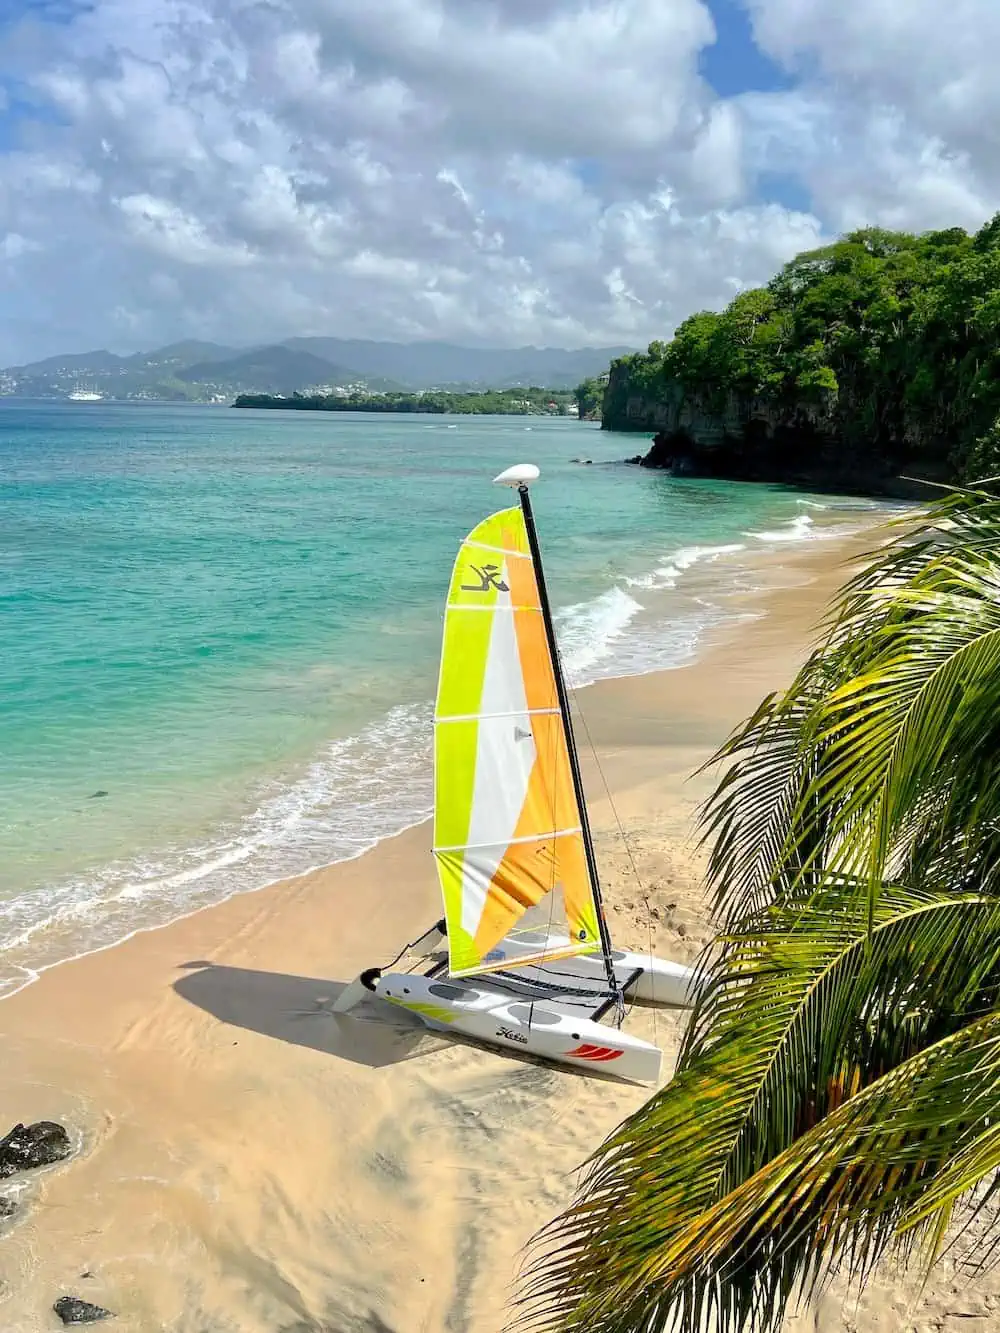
67,386,104,401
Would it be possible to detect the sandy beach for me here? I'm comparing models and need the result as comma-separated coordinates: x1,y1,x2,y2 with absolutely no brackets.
5,516,997,1333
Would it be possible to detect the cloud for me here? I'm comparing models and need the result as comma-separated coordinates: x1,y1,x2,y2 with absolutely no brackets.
0,0,996,363
740,0,1000,231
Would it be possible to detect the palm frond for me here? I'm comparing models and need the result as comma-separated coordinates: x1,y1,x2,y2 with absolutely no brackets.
702,498,1000,928
520,1012,1000,1333
524,491,1000,1333
518,883,1000,1333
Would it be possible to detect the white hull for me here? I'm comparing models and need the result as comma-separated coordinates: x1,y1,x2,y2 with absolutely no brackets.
331,928,701,1085
499,933,698,1007
374,971,662,1085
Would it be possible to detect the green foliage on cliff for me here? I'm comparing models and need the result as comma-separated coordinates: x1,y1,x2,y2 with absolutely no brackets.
604,216,1000,479
233,387,574,415
574,377,604,419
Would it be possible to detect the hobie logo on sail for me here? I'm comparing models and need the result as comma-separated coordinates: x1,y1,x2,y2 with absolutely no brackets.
461,563,509,593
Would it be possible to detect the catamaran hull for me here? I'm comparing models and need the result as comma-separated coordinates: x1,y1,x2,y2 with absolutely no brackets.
540,942,696,1007
373,971,662,1085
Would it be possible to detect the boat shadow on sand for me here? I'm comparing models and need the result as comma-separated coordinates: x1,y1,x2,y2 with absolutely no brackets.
173,962,450,1069
173,961,649,1082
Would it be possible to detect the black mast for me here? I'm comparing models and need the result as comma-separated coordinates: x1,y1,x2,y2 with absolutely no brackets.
517,482,621,1006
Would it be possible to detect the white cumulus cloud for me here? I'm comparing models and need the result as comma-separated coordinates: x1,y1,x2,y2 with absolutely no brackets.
0,0,996,363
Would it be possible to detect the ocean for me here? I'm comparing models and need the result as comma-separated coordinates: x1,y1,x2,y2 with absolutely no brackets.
0,401,892,998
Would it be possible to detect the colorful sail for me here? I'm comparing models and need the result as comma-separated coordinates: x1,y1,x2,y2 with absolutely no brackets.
433,504,602,977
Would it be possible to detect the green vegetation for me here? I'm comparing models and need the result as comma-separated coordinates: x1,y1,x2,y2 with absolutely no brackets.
603,215,1000,481
232,387,576,414
522,490,1000,1332
573,376,604,419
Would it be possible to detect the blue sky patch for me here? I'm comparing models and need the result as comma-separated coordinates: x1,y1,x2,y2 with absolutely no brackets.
0,0,92,24
756,170,815,217
701,0,792,97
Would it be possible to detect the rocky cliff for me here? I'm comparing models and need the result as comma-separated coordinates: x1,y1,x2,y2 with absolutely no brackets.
592,220,1000,495
604,363,945,497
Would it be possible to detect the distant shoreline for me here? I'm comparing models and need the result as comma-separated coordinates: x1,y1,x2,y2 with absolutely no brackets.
232,389,581,417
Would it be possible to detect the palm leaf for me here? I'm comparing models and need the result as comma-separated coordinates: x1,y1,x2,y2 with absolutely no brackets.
519,1015,1000,1333
522,492,1000,1333
518,885,1000,1332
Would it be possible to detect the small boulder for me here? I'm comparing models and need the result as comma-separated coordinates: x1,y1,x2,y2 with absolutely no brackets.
53,1297,114,1325
0,1196,16,1218
0,1122,72,1178
624,454,643,464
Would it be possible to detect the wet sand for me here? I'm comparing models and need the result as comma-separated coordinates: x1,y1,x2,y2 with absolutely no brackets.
5,517,991,1333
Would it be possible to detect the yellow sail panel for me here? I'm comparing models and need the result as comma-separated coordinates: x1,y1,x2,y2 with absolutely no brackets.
433,506,601,978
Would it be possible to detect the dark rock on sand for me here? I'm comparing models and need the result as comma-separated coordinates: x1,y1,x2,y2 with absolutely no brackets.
0,1196,16,1218
53,1297,114,1324
0,1122,72,1178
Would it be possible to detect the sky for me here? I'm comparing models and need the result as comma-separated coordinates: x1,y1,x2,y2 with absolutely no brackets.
0,0,997,364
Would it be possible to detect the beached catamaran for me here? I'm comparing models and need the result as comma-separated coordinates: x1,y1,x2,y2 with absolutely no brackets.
337,465,696,1084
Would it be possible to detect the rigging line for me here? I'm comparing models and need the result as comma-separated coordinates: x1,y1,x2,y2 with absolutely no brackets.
384,923,443,973
546,632,629,1026
567,673,655,1039
553,643,630,1028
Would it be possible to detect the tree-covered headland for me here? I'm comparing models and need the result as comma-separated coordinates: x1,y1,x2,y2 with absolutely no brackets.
597,216,1000,489
233,386,575,415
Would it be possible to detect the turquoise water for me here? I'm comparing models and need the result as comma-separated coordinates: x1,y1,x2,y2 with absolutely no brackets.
0,402,888,994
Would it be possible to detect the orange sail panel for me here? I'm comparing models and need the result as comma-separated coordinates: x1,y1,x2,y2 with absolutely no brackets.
433,505,601,977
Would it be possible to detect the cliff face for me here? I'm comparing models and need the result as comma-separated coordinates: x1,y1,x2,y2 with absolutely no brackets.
606,363,834,444
603,362,940,496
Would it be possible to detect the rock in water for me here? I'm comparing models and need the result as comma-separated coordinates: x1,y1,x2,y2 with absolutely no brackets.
0,1122,72,1178
53,1297,114,1324
0,1196,16,1218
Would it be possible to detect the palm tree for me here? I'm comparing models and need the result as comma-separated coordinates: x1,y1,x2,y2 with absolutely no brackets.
519,490,1000,1333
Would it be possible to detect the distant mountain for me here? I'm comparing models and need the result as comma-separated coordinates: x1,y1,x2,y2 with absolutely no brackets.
0,337,635,402
9,348,128,376
177,345,363,395
128,341,241,368
280,338,632,389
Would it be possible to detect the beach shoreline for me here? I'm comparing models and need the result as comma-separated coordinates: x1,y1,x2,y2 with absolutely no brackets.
4,515,970,1333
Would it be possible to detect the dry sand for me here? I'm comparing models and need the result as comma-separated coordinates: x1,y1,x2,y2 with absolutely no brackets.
3,518,997,1333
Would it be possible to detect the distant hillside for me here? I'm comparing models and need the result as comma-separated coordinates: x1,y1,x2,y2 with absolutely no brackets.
177,346,367,396
0,337,637,402
281,338,632,389
129,341,240,369
10,348,128,376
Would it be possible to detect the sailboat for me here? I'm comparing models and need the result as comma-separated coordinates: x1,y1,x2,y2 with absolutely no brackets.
336,465,697,1084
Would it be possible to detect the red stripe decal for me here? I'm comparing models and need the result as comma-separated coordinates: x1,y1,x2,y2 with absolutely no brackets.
564,1044,624,1062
